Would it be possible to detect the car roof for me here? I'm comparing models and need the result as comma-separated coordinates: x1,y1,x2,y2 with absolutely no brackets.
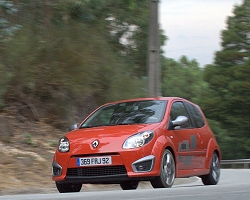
105,97,186,105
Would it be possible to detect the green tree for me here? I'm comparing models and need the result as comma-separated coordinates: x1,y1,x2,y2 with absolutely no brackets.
161,56,206,103
0,0,21,42
202,0,250,159
2,0,151,125
53,0,152,77
0,0,21,107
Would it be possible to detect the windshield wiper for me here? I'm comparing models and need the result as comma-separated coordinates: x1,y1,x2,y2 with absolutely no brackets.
79,125,105,129
116,123,135,125
79,123,136,128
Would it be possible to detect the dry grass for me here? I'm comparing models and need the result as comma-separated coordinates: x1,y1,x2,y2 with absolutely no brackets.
0,114,62,195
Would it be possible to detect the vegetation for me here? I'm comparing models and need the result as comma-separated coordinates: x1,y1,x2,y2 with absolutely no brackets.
161,56,206,103
0,0,250,159
0,0,150,126
198,0,250,159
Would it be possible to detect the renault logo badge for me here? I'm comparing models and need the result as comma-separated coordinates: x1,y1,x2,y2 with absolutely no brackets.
92,140,99,148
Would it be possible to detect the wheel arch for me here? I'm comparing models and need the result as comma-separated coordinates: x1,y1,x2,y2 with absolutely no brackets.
151,135,177,173
205,138,221,169
165,146,176,166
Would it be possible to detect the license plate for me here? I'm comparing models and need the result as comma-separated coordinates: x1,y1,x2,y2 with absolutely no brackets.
76,156,112,167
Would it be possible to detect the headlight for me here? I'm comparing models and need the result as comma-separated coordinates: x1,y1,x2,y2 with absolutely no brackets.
123,130,154,149
58,137,70,152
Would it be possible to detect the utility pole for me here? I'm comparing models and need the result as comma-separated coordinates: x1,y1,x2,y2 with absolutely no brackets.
148,0,161,97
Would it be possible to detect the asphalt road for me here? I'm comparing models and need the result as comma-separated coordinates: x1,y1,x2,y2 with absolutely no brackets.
0,169,249,200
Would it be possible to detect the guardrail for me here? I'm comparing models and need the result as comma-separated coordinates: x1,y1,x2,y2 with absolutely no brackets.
221,159,250,169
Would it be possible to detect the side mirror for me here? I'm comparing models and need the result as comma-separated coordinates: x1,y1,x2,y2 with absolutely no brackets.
69,124,78,131
168,116,188,130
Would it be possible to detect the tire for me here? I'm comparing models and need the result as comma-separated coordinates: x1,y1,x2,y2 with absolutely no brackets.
56,182,82,193
120,181,139,190
201,152,220,185
150,149,175,188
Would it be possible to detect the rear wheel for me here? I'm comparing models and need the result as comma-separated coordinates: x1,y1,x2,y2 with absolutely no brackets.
56,182,82,193
120,181,139,190
201,152,220,185
150,149,175,188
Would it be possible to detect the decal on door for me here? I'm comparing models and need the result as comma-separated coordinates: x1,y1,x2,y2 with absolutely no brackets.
178,135,197,166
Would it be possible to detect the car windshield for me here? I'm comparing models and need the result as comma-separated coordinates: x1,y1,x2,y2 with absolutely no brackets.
80,100,167,128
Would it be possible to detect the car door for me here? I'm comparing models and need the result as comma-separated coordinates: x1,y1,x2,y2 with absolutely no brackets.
168,101,201,170
184,101,207,169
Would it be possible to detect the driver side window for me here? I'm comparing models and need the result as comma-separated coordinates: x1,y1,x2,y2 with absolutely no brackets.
170,102,192,128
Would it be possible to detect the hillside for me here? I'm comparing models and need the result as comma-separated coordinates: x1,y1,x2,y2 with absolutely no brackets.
0,112,63,195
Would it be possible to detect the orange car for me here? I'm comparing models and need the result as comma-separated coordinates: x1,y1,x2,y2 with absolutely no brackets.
52,97,221,193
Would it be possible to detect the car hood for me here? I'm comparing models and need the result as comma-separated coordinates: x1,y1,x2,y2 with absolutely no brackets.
66,123,160,154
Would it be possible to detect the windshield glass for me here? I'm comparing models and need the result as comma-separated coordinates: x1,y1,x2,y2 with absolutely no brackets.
80,100,167,128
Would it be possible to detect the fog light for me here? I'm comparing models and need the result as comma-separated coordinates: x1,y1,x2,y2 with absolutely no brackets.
132,155,155,172
52,161,62,176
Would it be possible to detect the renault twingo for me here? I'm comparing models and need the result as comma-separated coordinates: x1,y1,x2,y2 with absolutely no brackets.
52,97,221,193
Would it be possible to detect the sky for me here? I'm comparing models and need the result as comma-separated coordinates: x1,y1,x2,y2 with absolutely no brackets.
160,0,243,67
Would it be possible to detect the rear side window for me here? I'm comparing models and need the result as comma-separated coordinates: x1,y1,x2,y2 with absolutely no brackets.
184,102,205,128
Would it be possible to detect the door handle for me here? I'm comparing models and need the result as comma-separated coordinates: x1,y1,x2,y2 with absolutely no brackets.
197,133,203,144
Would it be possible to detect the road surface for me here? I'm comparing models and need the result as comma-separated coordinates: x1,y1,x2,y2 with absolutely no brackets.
0,169,249,200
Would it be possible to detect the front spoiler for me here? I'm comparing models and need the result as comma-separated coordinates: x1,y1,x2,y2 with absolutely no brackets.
56,174,155,184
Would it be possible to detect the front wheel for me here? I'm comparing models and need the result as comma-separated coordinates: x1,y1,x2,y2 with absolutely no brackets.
120,181,139,190
150,149,175,188
201,152,220,185
56,182,82,193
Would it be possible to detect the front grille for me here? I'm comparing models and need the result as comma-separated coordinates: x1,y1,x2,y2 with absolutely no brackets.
66,166,127,177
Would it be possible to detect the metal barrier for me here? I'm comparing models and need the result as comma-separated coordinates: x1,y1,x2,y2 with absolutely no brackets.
221,159,250,169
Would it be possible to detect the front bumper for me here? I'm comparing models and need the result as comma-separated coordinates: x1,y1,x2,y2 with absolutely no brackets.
52,154,156,184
